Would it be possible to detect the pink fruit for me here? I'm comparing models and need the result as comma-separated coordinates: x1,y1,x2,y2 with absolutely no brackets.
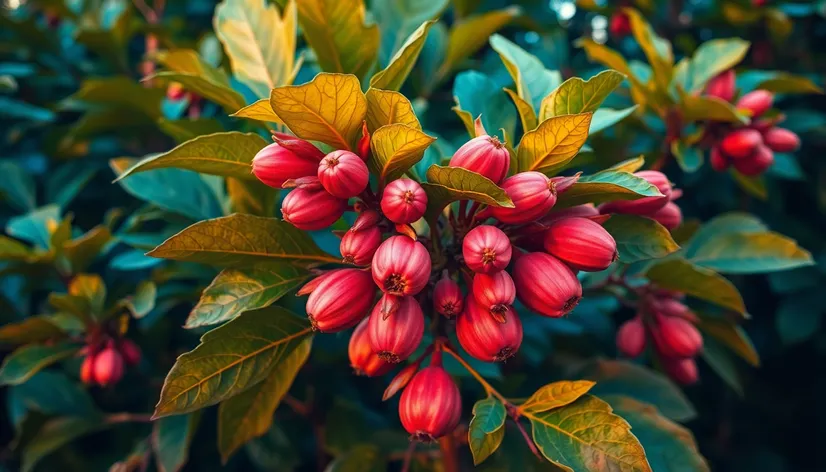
349,318,393,377
543,217,618,272
732,144,774,176
317,150,369,198
763,127,800,153
456,298,522,362
351,209,382,232
340,226,382,265
651,314,703,359
93,345,125,386
462,225,512,274
720,129,763,159
471,271,516,321
598,171,671,215
380,178,428,224
119,339,142,367
433,274,463,318
399,365,462,440
252,142,320,189
449,135,511,184
367,295,424,363
662,357,699,385
609,12,631,37
281,185,348,231
512,252,582,318
710,146,730,172
616,316,646,358
704,70,736,102
736,90,774,118
649,202,683,230
371,236,432,296
305,269,375,332
490,172,558,224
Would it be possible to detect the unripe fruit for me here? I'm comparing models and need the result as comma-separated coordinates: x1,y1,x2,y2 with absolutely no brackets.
449,135,510,184
609,12,631,37
457,298,523,362
252,142,320,189
736,90,774,118
662,357,699,385
732,144,774,176
340,226,382,265
93,346,125,386
652,314,703,359
704,70,736,102
649,202,682,230
598,171,671,215
763,127,800,153
119,339,142,367
281,186,347,231
512,252,582,318
720,129,763,159
372,236,432,296
433,274,463,318
543,217,618,272
368,295,424,363
462,225,512,274
306,269,375,332
317,150,369,198
80,354,96,384
351,209,382,232
380,178,427,224
349,318,393,377
399,365,462,440
616,316,646,358
491,172,558,224
472,271,516,321
710,146,729,172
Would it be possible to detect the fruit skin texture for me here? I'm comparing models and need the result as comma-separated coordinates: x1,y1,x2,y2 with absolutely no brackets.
349,318,393,377
93,345,125,386
462,225,512,274
652,314,703,359
305,269,375,333
281,186,347,231
472,271,516,318
449,135,511,184
662,357,699,385
649,202,683,230
512,252,582,318
705,70,736,102
380,178,428,224
543,217,618,272
372,236,432,296
616,316,647,358
598,171,671,215
542,204,600,224
252,142,320,189
732,144,774,176
297,269,340,296
433,275,463,317
763,127,800,153
457,298,523,362
367,295,424,363
736,90,774,117
351,209,382,232
340,226,382,265
720,129,763,159
119,339,142,367
490,172,558,224
317,150,369,198
399,365,462,440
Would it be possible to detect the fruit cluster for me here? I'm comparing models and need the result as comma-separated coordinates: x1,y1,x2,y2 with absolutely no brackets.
703,70,800,176
597,170,683,231
79,338,141,387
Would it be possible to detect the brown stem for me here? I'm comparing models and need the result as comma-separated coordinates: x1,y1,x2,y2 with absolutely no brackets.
507,406,542,459
282,394,311,416
401,441,417,472
106,413,153,424
439,435,460,472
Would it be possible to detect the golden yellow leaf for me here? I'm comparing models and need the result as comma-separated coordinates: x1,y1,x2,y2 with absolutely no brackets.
503,88,537,132
516,113,592,175
365,89,421,134
369,124,436,183
539,70,626,120
231,99,283,124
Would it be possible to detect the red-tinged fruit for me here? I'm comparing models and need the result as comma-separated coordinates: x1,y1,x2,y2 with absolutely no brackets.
399,365,462,440
704,70,736,102
650,297,696,321
710,146,729,172
462,225,512,274
368,295,424,363
383,363,418,401
93,346,125,386
543,217,618,272
317,150,369,198
616,316,646,358
297,270,341,296
351,209,382,232
372,236,432,296
652,314,703,359
380,178,427,224
433,274,463,318
274,137,325,162
542,204,600,224
720,129,763,159
472,271,516,321
357,122,370,161
763,127,800,153
490,172,558,224
736,90,774,118
119,339,142,367
598,171,671,215
306,269,375,332
340,226,382,265
512,252,582,318
281,186,347,231
80,354,96,385
662,357,699,385
649,202,683,230
449,135,510,184
457,298,523,362
252,142,320,189
732,144,774,176
349,318,393,377
166,82,186,100
609,12,631,37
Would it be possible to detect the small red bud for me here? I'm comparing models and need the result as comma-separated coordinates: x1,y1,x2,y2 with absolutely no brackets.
380,178,428,224
252,142,320,189
371,236,432,296
383,363,418,401
490,172,557,224
709,145,730,172
93,346,125,386
433,273,463,318
720,128,763,159
166,82,186,100
662,357,699,385
609,12,631,37
549,174,580,194
543,217,618,272
306,269,375,332
704,70,736,102
352,209,382,232
340,226,382,265
457,298,522,362
650,297,696,322
472,271,516,321
273,137,326,162
449,135,510,184
732,144,774,176
616,316,646,358
368,295,424,363
462,225,512,274
598,170,671,215
349,318,393,377
297,270,340,296
763,127,800,153
357,121,370,161
648,202,683,231
736,90,774,118
80,354,96,385
399,365,462,441
119,339,142,367
651,314,703,359
317,150,369,199
512,252,582,318
281,186,347,231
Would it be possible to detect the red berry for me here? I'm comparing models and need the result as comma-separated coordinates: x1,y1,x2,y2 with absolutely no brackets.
273,137,326,162
306,269,375,332
709,146,730,172
616,316,646,358
650,297,695,321
340,226,382,265
93,346,125,386
371,236,432,296
399,365,462,440
609,12,631,37
662,357,699,385
317,150,369,198
543,217,618,272
449,135,511,184
512,252,582,318
732,144,774,176
457,298,523,362
598,171,671,215
367,295,424,363
651,314,703,359
471,271,516,321
720,129,763,159
763,127,800,153
281,185,348,231
736,90,774,118
462,225,512,274
80,354,96,385
380,178,428,224
349,318,393,377
357,122,371,161
433,274,463,318
252,142,321,189
490,172,558,224
119,339,142,367
704,70,736,102
649,202,683,231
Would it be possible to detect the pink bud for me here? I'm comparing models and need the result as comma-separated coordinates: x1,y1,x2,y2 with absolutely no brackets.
609,11,631,37
93,346,125,386
732,144,774,176
383,363,418,401
449,135,510,184
357,122,370,161
763,127,800,153
472,271,516,321
399,365,462,440
649,202,683,231
704,70,736,102
368,295,424,363
433,274,463,318
297,270,340,296
616,316,646,358
380,178,428,224
317,150,370,198
340,226,382,265
371,236,432,296
512,252,582,318
119,339,142,367
252,142,320,189
710,146,730,172
457,298,523,362
736,90,774,118
720,129,763,159
352,209,382,232
281,186,347,231
80,354,96,385
661,357,699,385
462,225,512,274
490,172,557,224
549,174,580,194
273,137,325,162
598,171,671,215
306,269,375,332
349,318,393,377
651,314,703,359
543,217,618,272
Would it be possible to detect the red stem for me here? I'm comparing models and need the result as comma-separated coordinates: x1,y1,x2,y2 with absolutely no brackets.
439,435,460,472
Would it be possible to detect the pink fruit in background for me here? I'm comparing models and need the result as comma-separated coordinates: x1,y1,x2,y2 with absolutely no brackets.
372,236,432,296
763,127,800,153
306,269,375,332
380,178,428,224
349,318,393,377
317,150,369,198
93,345,125,386
543,217,618,272
119,339,142,367
704,70,736,102
651,314,703,359
732,144,774,176
281,185,347,231
720,129,763,159
490,172,558,224
512,252,582,318
80,354,96,385
609,12,631,37
462,225,512,274
662,357,699,385
449,135,511,184
367,295,424,363
351,209,382,232
649,202,683,230
736,90,774,118
616,316,647,358
456,298,522,362
399,365,462,440
598,171,671,215
710,146,730,172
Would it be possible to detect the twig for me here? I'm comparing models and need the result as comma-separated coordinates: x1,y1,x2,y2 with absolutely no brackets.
507,406,542,459
401,441,417,472
438,435,460,472
282,394,310,416
106,412,153,424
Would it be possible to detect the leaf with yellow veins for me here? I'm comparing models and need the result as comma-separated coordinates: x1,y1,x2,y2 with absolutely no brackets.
516,113,592,175
539,70,626,120
230,99,283,124
371,21,435,91
519,380,595,414
365,89,421,134
503,88,537,132
369,124,435,183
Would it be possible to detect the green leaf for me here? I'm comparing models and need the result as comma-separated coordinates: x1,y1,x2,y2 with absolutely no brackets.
371,21,436,91
227,178,279,217
374,0,448,65
325,444,383,472
296,0,379,80
589,106,638,134
153,307,312,418
698,316,759,366
701,336,744,396
670,140,703,173
147,214,339,267
515,113,592,175
230,99,283,123
365,89,421,134
62,226,112,273
0,161,35,212
0,235,33,261
503,88,538,133
12,371,97,418
421,165,514,221
121,281,157,318
753,72,823,94
21,417,108,472
519,380,595,414
624,8,673,91
468,397,506,465
489,34,561,115
684,212,768,258
218,338,311,462
730,169,767,200
438,7,521,78
115,132,267,181
66,77,164,119
688,231,813,274
214,0,298,98
677,38,750,93
0,316,63,345
369,124,436,183
187,264,310,328
152,72,246,113
525,394,651,472
602,215,680,263
775,293,823,346
69,274,107,316
453,71,517,140
270,73,367,151
6,205,61,250
555,171,662,208
153,414,198,472
539,70,626,120
0,342,79,386
645,258,746,315
680,95,748,124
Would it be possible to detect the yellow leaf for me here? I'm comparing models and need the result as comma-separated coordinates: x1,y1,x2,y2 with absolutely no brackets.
539,70,626,121
623,8,673,90
681,95,748,124
296,0,379,80
270,73,367,151
231,98,283,124
452,104,476,138
503,88,537,132
371,21,435,92
438,7,521,79
516,113,592,175
369,124,436,183
365,89,421,134
519,380,595,414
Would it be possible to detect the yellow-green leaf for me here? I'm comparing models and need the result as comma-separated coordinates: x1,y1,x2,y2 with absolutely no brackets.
489,34,561,115
438,7,521,79
503,88,538,132
539,70,626,120
518,380,595,414
645,258,746,314
730,169,767,200
697,316,759,366
62,225,111,274
556,171,662,208
155,49,232,85
270,73,367,151
681,95,748,124
365,89,421,134
688,231,813,274
0,316,63,345
754,73,823,94
371,21,435,91
158,119,226,143
69,274,106,316
606,156,646,174
230,99,283,124
421,165,513,221
468,397,506,465
150,72,245,114
153,413,198,472
602,215,680,262
590,106,638,134
623,7,673,90
676,38,750,93
516,113,592,175
0,342,79,386
369,124,435,183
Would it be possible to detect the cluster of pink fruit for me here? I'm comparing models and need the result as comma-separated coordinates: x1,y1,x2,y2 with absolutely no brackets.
703,70,800,176
616,290,703,385
79,337,141,387
598,170,683,230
